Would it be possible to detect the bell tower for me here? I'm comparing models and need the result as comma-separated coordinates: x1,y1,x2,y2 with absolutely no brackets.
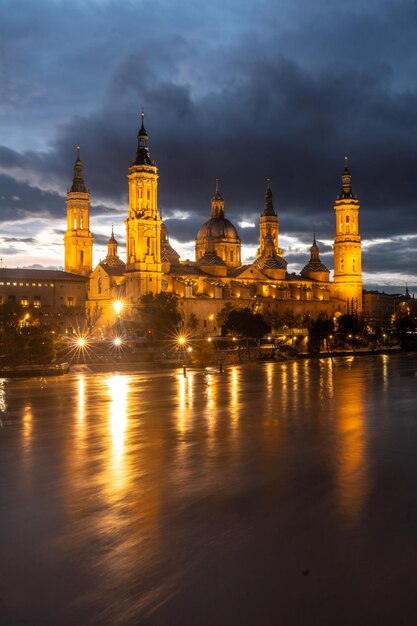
64,146,93,275
125,112,162,302
333,158,362,313
258,180,283,257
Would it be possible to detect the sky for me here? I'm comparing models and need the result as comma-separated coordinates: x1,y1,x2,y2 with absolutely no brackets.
0,0,416,291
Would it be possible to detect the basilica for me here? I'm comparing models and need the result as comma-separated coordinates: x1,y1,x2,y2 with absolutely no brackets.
63,113,363,333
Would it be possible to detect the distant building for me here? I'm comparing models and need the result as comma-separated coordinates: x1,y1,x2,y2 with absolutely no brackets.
363,290,396,323
0,268,87,315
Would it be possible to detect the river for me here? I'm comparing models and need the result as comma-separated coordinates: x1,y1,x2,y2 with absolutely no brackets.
1,354,417,625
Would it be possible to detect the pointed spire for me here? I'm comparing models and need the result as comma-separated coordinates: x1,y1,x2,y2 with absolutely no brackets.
310,234,319,261
262,178,276,217
133,109,153,166
340,155,353,198
70,145,87,193
108,224,117,244
211,178,225,218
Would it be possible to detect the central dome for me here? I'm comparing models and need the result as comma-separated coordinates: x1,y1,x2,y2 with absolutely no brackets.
195,180,242,268
196,216,239,241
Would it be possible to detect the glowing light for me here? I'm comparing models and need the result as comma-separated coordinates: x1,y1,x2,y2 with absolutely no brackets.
77,337,86,348
114,337,122,347
178,336,186,346
113,300,123,315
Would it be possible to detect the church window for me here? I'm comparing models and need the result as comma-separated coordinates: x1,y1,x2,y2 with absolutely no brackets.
33,296,41,309
340,257,344,272
147,189,150,200
80,250,84,266
98,277,102,295
80,213,84,229
346,215,350,223
230,250,234,263
21,297,29,308
67,297,74,307
352,258,356,272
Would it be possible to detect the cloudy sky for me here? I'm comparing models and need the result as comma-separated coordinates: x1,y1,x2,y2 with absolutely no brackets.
0,0,416,290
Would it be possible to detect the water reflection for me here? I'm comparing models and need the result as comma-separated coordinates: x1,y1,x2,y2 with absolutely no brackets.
0,379,6,417
107,375,129,484
229,366,240,432
334,366,369,525
22,403,33,452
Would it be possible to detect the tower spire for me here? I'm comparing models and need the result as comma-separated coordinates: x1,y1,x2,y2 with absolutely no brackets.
262,178,276,217
340,155,353,199
70,145,87,193
133,109,153,166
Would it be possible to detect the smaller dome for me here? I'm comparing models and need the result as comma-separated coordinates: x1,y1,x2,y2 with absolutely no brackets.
197,251,226,266
253,256,287,271
301,260,329,274
301,235,329,275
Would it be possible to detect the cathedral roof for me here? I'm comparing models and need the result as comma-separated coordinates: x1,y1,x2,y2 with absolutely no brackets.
253,255,287,271
99,261,126,275
197,251,226,266
161,221,180,263
161,244,180,263
301,259,329,274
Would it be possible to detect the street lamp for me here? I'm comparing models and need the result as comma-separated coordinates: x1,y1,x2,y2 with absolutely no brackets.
113,300,123,316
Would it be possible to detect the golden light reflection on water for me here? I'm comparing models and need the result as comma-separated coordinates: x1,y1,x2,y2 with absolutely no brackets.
334,369,369,525
78,375,86,422
318,358,334,402
176,371,195,435
22,403,33,452
229,366,241,432
205,373,218,443
381,354,388,390
108,375,129,456
0,379,6,415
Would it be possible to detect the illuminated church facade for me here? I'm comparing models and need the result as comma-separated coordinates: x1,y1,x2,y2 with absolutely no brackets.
64,113,363,333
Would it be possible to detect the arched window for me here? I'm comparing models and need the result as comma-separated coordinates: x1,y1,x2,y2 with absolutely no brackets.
98,276,102,295
340,257,344,272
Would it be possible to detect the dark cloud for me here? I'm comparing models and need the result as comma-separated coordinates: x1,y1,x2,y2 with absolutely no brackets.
0,0,416,282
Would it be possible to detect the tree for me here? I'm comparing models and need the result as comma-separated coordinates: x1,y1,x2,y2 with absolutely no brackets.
138,292,182,340
308,314,334,354
221,307,270,359
396,315,417,350
336,313,364,347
